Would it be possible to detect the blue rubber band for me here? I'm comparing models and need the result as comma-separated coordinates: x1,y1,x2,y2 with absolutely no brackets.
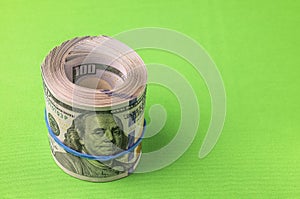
45,109,146,161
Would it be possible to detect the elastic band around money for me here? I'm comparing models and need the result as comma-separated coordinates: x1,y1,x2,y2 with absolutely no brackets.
45,109,146,161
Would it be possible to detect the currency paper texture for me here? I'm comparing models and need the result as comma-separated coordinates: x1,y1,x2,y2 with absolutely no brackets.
41,36,147,182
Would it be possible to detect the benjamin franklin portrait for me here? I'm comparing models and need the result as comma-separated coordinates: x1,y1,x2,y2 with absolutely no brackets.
54,112,131,178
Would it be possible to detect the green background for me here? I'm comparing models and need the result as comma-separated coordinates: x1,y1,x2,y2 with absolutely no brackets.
1,0,299,198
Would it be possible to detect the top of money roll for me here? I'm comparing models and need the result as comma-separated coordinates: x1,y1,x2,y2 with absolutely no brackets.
41,36,147,111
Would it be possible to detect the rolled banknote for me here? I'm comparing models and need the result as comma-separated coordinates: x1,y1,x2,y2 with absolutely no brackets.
41,36,147,182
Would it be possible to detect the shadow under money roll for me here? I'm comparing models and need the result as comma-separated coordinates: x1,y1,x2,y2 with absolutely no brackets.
41,36,147,182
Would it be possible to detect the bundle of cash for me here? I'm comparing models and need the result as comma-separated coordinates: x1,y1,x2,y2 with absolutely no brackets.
41,36,147,182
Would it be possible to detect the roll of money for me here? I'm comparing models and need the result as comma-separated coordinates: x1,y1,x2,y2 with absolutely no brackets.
41,36,147,182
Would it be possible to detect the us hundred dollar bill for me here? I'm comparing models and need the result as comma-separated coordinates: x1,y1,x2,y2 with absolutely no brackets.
42,36,147,182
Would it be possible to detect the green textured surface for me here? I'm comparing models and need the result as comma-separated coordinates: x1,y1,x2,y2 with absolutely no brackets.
0,0,299,198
